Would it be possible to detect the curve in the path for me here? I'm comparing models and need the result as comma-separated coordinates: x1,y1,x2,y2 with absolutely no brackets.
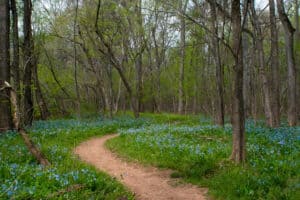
74,134,208,200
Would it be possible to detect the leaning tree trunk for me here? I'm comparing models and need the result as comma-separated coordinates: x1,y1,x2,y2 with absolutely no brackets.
230,0,246,163
23,0,34,126
33,53,50,120
0,0,12,132
277,0,297,126
269,0,280,127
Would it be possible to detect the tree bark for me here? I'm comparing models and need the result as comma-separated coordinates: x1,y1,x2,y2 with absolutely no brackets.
178,0,188,114
209,0,225,126
10,0,21,110
251,1,274,127
0,0,12,132
23,0,34,126
269,0,280,126
74,0,81,117
33,53,50,120
135,0,143,112
295,0,299,37
230,0,246,163
277,0,297,126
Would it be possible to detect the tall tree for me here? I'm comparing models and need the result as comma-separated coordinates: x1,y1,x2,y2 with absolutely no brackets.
295,0,299,37
33,51,50,120
178,0,188,114
11,0,21,109
230,0,246,163
209,0,225,126
0,0,12,132
269,0,280,126
135,0,143,112
74,0,81,117
277,0,297,126
23,0,34,126
251,0,274,127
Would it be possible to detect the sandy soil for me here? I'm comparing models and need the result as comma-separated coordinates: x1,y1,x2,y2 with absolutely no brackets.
74,134,208,200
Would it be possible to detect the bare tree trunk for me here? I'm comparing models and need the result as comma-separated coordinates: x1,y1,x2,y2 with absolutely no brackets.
242,0,251,118
74,0,80,117
0,0,12,132
23,0,34,126
295,0,299,37
230,0,246,163
135,0,143,112
33,53,50,120
178,0,188,114
10,0,21,110
269,0,280,126
107,64,114,118
114,78,122,114
277,0,297,126
209,0,225,126
251,1,274,127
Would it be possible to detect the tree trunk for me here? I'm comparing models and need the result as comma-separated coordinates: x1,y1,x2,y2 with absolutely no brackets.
10,0,21,110
33,54,50,120
251,1,274,127
295,0,299,37
74,0,81,117
135,0,143,112
209,0,225,126
230,0,246,163
23,0,34,126
0,0,12,132
277,0,297,126
178,0,188,114
269,0,280,126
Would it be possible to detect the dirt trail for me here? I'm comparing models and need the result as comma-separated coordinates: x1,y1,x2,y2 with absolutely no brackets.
74,134,208,200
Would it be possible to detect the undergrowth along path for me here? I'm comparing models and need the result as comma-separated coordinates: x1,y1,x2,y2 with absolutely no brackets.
74,134,208,200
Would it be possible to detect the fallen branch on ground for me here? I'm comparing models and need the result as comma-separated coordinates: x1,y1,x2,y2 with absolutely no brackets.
1,81,51,167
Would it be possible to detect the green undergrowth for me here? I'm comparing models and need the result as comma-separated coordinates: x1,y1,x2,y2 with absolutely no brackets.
0,116,148,199
107,121,300,200
1,113,299,199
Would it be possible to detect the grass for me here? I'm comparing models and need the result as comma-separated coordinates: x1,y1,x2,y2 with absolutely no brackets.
0,116,148,199
107,120,300,200
0,113,299,199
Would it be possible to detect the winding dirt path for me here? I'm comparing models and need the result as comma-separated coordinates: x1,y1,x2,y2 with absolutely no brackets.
74,134,208,200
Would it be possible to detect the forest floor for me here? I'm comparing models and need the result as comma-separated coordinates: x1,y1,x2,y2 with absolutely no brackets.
74,134,208,200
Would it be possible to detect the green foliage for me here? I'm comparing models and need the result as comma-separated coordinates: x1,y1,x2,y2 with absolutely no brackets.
107,118,300,200
0,116,149,199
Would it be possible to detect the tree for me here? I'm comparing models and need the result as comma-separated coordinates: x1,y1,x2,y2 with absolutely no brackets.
269,0,280,127
33,51,50,120
135,0,144,112
23,0,34,126
178,0,188,114
276,0,297,126
11,0,21,110
209,0,224,126
74,0,81,117
250,0,274,127
230,0,246,163
0,0,12,132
